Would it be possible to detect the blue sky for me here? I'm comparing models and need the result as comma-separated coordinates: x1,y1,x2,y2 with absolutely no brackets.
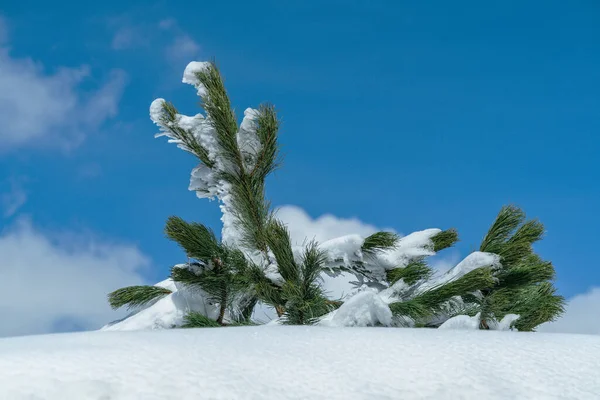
0,1,599,336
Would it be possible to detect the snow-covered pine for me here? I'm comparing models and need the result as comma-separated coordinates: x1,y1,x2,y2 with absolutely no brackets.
104,60,563,332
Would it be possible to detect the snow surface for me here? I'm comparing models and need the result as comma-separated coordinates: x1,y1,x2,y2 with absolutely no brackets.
1,327,599,399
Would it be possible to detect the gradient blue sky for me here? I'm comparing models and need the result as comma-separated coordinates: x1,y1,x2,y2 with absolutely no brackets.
1,1,599,335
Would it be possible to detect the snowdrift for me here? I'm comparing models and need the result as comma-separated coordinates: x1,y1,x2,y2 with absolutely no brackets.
0,327,598,399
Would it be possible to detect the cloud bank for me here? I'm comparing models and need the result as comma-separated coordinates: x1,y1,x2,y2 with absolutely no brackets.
0,218,148,337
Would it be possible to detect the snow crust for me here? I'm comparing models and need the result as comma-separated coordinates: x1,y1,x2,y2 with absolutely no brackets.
1,327,598,400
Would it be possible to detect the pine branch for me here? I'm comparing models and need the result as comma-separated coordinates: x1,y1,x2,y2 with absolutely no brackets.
499,219,545,266
194,62,244,174
431,228,459,252
108,285,172,310
386,259,433,285
251,104,280,180
389,267,495,321
164,216,221,263
265,219,299,283
158,101,214,167
497,254,555,288
480,205,525,254
224,170,274,253
362,231,400,256
472,205,564,330
512,282,565,331
182,311,222,328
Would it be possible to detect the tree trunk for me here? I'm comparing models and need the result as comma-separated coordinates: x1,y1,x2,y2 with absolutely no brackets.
480,319,489,330
217,285,227,326
275,305,285,318
213,257,227,326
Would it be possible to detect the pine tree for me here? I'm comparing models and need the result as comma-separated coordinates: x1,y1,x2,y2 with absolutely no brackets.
106,60,565,332
109,61,331,325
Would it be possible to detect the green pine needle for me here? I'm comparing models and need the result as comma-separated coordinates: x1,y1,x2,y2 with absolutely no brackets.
182,312,222,328
108,285,172,310
362,231,400,255
389,267,496,321
480,205,525,254
164,216,220,262
386,260,433,285
265,219,299,283
431,228,459,252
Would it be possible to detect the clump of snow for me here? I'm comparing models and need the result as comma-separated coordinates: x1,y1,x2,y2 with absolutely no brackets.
321,234,364,273
420,251,501,293
237,108,261,169
439,313,482,330
154,278,176,292
446,251,501,279
488,314,520,331
322,290,392,327
378,228,441,269
182,61,211,96
1,327,599,399
439,313,520,331
149,98,166,124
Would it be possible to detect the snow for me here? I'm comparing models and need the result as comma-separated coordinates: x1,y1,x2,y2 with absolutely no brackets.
149,98,165,123
1,327,599,399
378,228,440,269
102,270,224,332
182,61,211,96
419,251,501,293
237,107,261,169
438,313,482,330
439,313,521,331
444,251,501,281
322,289,392,327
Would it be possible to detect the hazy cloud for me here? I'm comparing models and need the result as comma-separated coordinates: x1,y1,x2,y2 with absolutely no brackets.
0,18,127,151
0,178,27,218
0,218,149,337
538,287,600,335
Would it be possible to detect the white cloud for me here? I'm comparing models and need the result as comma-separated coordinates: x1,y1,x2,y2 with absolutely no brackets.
111,26,146,50
275,205,383,245
537,287,600,335
1,178,27,218
0,21,127,152
0,218,149,337
165,35,200,61
109,17,200,63
429,251,462,274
